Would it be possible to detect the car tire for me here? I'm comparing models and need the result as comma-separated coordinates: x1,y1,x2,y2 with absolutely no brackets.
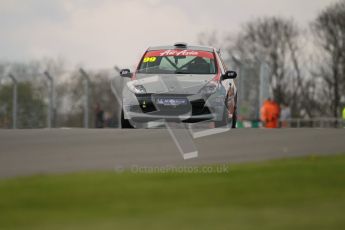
121,109,134,129
231,94,238,129
215,95,237,128
231,108,237,129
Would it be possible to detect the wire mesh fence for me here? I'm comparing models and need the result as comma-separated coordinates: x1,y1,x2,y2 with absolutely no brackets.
0,63,344,129
232,59,270,121
0,68,121,129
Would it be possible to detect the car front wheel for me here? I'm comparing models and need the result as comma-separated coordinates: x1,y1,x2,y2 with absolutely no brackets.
121,109,134,129
215,96,237,128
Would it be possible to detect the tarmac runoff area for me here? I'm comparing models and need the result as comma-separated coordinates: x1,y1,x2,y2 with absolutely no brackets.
0,128,344,178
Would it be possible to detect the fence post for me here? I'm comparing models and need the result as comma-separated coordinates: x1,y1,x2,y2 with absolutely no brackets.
8,74,17,129
80,68,90,128
44,71,54,128
231,57,243,116
259,62,270,111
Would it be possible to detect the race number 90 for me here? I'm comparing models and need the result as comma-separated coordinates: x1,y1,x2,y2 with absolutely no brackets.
143,57,157,63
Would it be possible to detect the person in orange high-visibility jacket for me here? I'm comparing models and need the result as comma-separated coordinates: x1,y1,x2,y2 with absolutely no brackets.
260,98,281,128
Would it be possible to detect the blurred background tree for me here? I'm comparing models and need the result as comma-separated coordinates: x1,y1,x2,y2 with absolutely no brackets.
312,0,345,118
0,82,46,128
197,0,345,120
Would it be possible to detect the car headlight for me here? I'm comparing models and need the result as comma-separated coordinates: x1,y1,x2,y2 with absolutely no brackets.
127,81,147,94
199,80,218,95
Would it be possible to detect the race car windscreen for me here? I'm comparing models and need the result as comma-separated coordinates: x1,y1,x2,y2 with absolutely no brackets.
137,50,217,74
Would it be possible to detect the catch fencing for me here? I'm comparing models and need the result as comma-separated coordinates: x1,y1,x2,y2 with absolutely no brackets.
0,64,343,129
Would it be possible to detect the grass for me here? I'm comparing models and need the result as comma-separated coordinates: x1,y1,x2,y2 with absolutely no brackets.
0,155,345,230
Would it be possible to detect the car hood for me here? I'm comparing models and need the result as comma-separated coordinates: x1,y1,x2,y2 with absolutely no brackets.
130,73,216,94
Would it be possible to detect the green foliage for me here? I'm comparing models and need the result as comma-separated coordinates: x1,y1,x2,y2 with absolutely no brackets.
0,82,46,128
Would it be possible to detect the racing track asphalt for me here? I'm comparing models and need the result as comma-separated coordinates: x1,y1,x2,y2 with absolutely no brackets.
0,128,344,178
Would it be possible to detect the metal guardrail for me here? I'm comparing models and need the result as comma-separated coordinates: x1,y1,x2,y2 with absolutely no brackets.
280,118,344,128
237,118,345,128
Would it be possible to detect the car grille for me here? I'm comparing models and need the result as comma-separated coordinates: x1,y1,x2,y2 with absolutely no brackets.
134,94,211,116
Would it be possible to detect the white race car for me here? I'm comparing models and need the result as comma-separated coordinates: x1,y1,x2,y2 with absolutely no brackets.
120,42,237,129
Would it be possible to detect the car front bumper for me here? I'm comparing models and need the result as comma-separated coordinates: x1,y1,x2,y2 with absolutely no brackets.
123,93,224,123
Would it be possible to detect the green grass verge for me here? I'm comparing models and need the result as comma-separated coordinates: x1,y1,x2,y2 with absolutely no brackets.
0,155,345,230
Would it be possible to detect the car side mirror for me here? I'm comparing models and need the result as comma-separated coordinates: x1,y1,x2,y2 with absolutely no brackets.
221,70,237,80
120,69,133,78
